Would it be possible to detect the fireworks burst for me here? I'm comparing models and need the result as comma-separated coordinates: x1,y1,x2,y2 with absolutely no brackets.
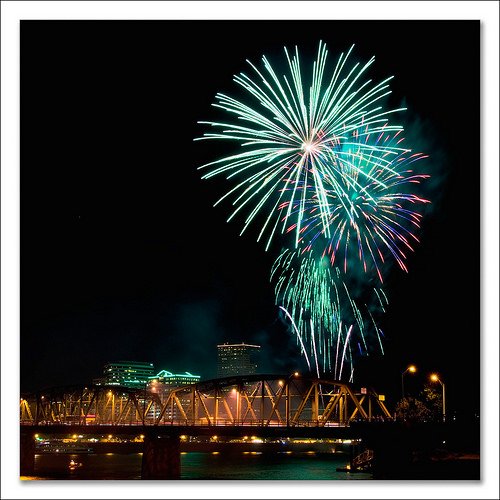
196,41,409,251
197,42,431,379
293,128,430,282
271,249,388,379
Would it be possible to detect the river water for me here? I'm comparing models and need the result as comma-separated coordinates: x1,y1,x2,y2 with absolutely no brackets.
27,451,372,480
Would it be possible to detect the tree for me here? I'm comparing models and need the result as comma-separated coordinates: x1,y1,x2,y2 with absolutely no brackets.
396,397,432,422
395,384,443,422
421,383,443,421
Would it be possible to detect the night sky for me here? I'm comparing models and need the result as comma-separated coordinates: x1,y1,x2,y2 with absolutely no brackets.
21,20,479,415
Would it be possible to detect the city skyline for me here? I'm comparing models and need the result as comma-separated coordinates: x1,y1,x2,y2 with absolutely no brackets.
20,20,479,420
90,350,259,388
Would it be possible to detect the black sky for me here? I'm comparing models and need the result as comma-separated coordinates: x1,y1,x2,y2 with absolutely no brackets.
21,20,480,415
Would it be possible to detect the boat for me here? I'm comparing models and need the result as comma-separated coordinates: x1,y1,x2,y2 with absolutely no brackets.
68,459,83,470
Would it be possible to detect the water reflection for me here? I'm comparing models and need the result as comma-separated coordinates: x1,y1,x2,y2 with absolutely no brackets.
28,452,372,480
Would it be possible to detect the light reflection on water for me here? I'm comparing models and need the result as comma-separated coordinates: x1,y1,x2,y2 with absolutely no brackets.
27,452,372,480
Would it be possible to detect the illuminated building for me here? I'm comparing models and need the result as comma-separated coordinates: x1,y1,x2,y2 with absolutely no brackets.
147,370,201,421
217,342,260,377
148,370,200,395
93,361,155,388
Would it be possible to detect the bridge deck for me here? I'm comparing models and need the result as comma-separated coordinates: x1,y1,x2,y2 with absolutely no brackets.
21,423,360,439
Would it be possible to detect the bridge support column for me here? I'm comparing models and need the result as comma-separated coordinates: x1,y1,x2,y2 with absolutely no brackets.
141,434,180,480
20,431,35,476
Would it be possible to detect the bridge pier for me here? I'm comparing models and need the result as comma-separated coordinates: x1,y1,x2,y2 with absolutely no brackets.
20,431,35,476
141,433,180,480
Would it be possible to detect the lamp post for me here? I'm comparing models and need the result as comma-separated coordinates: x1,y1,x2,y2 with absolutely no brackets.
401,365,417,400
430,374,446,423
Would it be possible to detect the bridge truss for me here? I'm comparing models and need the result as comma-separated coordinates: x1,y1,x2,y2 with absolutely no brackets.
20,375,392,427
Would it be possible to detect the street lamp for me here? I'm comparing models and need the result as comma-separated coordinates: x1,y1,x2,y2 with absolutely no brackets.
401,365,417,400
430,373,446,423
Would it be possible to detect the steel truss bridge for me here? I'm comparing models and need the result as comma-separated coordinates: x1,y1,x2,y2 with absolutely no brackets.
20,374,392,427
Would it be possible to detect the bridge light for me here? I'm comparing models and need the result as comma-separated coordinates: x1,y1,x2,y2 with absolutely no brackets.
140,435,145,440
278,380,284,386
294,372,299,377
180,435,187,441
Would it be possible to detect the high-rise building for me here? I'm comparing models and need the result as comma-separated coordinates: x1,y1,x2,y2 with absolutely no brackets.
93,360,155,388
217,342,260,377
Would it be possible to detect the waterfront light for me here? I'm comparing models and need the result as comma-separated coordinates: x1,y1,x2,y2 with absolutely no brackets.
430,373,446,422
401,365,417,399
